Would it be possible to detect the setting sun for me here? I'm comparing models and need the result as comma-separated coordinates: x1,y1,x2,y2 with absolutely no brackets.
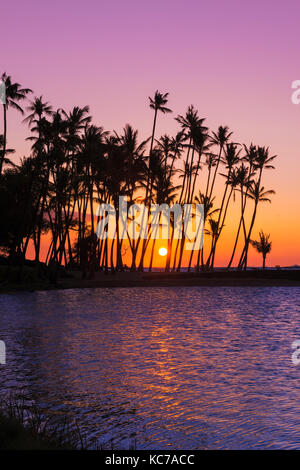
158,247,168,257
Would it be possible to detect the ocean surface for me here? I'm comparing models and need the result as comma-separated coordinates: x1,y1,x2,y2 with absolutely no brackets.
0,286,300,449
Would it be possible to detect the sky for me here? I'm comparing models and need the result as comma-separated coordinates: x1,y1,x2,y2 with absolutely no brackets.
1,0,300,266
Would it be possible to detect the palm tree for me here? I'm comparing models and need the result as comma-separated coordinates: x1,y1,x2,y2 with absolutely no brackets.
79,124,108,276
201,153,218,215
206,218,220,262
250,230,272,269
168,131,185,181
62,106,91,155
149,168,179,272
208,126,233,200
114,124,148,270
0,134,15,166
173,106,207,271
0,73,32,175
116,124,149,201
148,91,172,171
238,146,276,269
239,183,275,269
192,192,219,271
175,105,207,204
138,91,172,271
22,97,54,266
24,96,53,125
207,142,241,269
227,164,253,269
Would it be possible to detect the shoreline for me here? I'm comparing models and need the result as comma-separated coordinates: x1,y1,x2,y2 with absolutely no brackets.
1,270,300,294
0,413,62,450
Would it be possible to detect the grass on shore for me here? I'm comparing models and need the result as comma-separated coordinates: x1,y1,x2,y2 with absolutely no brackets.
0,395,85,450
0,413,61,450
0,394,137,450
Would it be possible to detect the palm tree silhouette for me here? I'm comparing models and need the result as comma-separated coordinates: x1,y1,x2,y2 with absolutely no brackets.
208,126,233,200
24,96,53,125
238,146,276,269
250,230,272,269
138,91,172,271
239,183,275,269
206,142,241,270
0,73,32,176
226,164,253,269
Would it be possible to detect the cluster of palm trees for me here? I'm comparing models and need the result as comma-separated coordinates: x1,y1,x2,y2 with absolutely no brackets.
0,73,276,276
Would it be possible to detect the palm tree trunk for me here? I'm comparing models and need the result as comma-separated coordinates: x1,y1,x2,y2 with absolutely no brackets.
206,170,231,270
149,212,159,271
239,168,263,269
208,145,222,200
138,109,158,271
239,200,258,269
190,150,202,204
178,139,192,204
227,188,245,269
186,147,195,203
210,185,233,269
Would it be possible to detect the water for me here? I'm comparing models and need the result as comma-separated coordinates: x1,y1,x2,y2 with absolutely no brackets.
0,286,300,449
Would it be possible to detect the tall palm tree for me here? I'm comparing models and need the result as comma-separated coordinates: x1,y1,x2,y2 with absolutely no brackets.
62,106,91,155
238,146,276,269
79,124,108,276
192,192,219,271
208,126,233,200
239,183,275,269
204,153,218,197
22,97,54,264
0,73,32,175
207,143,241,269
116,124,149,200
173,106,207,271
250,230,272,269
138,91,172,271
168,131,185,181
175,105,207,204
227,164,253,269
24,96,53,125
148,91,172,156
149,168,179,272
114,124,148,269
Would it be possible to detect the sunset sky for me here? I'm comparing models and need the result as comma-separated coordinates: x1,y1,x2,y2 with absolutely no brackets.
2,0,300,266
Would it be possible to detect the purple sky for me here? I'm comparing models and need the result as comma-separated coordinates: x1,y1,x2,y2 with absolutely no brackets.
2,0,300,264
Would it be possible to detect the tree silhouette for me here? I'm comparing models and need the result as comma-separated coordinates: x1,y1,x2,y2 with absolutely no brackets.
0,73,32,176
250,231,272,269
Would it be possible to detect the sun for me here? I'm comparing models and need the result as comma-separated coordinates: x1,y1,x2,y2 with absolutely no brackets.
158,247,168,257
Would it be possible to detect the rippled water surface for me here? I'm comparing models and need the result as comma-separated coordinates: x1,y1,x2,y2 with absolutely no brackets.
1,287,300,449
